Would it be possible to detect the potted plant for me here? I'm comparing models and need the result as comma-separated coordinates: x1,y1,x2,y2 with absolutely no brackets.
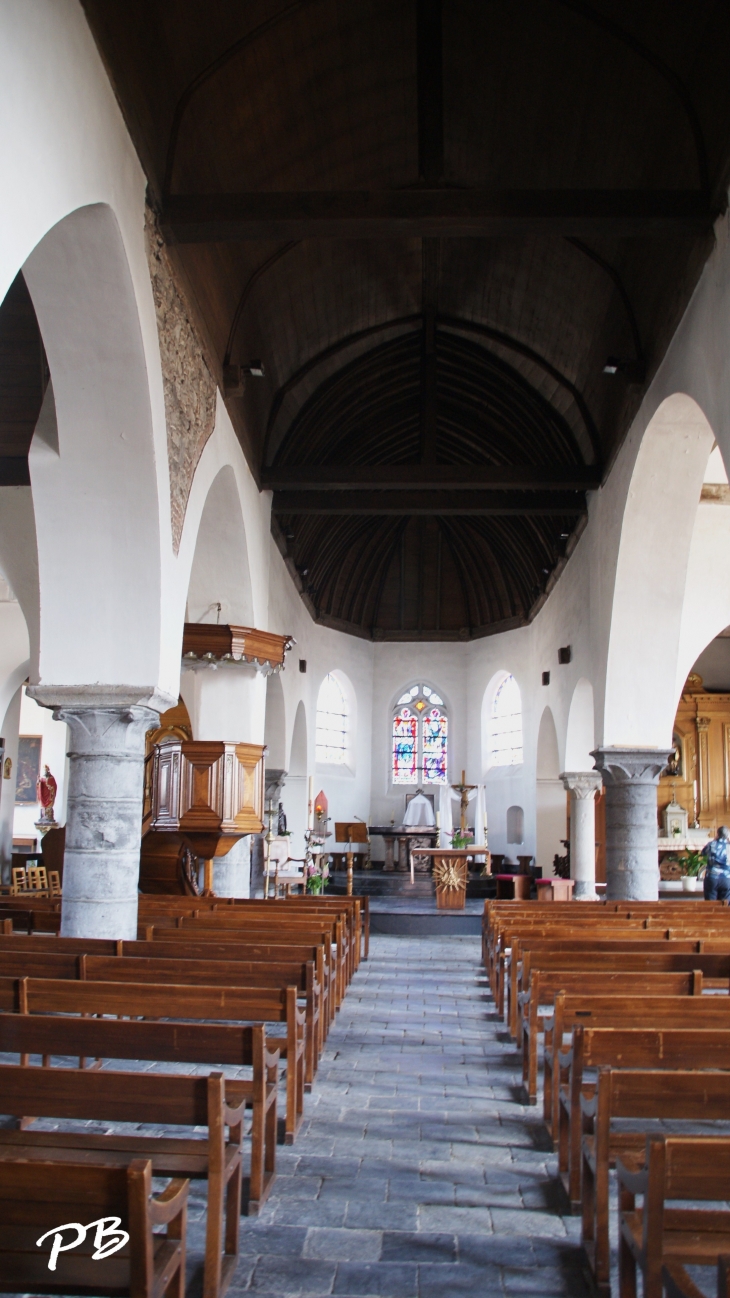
680,849,705,892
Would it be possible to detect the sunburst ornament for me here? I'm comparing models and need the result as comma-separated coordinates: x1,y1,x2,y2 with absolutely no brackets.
433,860,464,892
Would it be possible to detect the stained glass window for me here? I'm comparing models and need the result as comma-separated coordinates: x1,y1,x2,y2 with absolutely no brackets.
391,686,448,784
392,707,418,783
422,707,448,784
489,674,523,767
316,673,349,764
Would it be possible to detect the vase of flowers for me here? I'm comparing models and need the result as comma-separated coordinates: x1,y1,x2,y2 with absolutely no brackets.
306,855,330,895
450,830,473,850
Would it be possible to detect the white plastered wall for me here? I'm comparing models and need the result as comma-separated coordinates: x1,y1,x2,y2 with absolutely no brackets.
0,0,176,703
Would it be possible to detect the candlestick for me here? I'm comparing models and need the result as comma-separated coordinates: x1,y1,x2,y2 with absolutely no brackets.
308,775,314,830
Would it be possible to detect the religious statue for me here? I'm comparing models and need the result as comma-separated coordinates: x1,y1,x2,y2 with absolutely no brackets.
36,764,57,825
277,801,288,836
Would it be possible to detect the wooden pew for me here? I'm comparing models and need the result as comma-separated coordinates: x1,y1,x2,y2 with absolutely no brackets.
492,922,666,1009
506,940,708,1033
481,901,730,985
139,896,360,981
619,1137,730,1298
556,1027,730,1209
519,970,704,1104
544,993,730,1146
0,931,333,1044
141,921,340,1026
140,893,368,969
0,1157,188,1298
0,1065,244,1298
581,1069,730,1297
148,916,348,1012
0,947,322,1090
0,1011,278,1214
0,975,306,1145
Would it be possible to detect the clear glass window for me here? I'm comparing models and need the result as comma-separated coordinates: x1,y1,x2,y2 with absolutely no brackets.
316,673,349,765
490,674,523,767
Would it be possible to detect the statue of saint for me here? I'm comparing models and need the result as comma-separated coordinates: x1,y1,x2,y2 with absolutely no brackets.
36,764,57,823
277,801,287,836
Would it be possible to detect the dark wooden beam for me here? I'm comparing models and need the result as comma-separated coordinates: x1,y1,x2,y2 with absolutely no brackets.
262,464,601,490
420,239,440,464
417,0,443,186
0,457,30,486
272,489,586,515
161,190,711,242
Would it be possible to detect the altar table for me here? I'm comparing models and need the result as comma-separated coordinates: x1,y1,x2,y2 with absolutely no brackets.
368,826,438,873
408,847,491,910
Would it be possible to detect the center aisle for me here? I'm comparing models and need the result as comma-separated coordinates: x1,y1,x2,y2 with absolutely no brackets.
228,934,586,1297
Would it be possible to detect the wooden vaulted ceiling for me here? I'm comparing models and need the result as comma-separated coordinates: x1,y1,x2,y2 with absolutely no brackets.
73,2,730,635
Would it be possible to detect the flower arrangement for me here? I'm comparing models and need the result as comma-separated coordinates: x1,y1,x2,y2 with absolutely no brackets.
306,855,330,895
450,829,473,850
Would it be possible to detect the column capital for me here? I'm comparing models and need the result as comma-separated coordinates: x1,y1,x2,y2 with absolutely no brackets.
591,746,671,785
26,683,176,713
560,770,603,798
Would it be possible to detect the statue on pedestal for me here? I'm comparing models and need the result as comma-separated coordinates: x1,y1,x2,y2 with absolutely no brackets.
35,764,57,837
277,801,287,836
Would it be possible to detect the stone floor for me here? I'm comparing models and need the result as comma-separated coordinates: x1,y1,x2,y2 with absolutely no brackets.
195,934,587,1298
3,934,591,1297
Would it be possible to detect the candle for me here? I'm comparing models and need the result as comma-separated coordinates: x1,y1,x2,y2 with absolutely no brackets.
308,776,314,830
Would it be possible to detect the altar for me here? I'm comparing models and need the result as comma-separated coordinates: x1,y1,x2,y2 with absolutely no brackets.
368,826,438,873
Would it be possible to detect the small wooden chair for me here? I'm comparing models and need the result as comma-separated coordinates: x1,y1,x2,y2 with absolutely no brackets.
25,865,49,893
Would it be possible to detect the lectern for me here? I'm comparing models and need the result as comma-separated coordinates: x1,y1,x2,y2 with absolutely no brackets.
335,822,369,896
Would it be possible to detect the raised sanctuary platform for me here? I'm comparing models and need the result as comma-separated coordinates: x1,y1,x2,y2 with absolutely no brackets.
366,897,483,936
325,869,490,933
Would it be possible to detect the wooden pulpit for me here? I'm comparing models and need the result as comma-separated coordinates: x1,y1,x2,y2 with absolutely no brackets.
143,738,265,893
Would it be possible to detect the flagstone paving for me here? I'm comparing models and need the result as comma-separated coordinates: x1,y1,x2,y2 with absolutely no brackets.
184,934,588,1297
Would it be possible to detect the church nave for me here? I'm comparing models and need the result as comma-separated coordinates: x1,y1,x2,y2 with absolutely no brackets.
224,935,582,1298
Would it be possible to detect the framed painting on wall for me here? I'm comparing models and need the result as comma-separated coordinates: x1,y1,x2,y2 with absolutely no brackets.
15,736,41,804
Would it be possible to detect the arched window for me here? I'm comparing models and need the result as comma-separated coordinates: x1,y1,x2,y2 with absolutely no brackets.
316,673,349,765
392,684,448,784
489,674,523,767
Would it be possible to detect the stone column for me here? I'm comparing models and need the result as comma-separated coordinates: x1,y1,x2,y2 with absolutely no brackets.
28,688,166,939
560,771,602,900
591,748,671,900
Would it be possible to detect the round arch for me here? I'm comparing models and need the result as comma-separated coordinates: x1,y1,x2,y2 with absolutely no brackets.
289,700,308,778
186,465,254,626
603,393,715,748
565,678,595,771
673,442,730,704
536,705,565,876
264,672,287,770
21,203,167,700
